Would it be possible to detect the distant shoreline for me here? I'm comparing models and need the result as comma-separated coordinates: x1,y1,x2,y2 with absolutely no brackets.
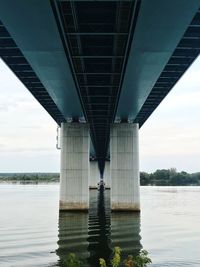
1,169,200,186
0,180,59,184
0,173,59,183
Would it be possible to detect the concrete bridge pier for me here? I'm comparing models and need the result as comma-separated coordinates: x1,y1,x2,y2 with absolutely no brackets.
89,161,100,189
89,161,110,189
59,123,89,211
104,161,111,189
110,123,140,211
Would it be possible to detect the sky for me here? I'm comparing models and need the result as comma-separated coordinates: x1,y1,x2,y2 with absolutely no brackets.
0,56,200,173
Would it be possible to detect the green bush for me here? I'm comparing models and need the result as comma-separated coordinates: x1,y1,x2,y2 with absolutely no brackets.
100,247,152,267
62,253,81,267
132,250,152,267
62,247,152,267
111,247,122,267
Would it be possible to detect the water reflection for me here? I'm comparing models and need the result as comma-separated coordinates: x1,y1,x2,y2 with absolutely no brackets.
2,185,200,266
57,189,142,267
111,212,142,258
87,188,112,266
56,212,89,266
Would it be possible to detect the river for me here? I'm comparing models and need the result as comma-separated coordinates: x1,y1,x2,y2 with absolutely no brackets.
0,184,200,266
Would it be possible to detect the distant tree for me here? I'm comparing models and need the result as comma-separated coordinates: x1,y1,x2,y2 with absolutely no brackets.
151,169,170,181
169,171,190,185
169,167,177,179
140,172,150,185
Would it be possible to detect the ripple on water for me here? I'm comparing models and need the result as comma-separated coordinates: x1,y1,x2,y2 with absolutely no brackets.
1,185,200,266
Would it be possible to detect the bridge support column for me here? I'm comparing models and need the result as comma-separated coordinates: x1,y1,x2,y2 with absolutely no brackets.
89,161,100,189
59,123,89,211
104,161,111,189
110,123,140,211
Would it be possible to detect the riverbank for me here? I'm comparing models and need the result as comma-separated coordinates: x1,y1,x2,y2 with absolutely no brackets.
0,173,59,183
1,169,200,186
141,169,200,186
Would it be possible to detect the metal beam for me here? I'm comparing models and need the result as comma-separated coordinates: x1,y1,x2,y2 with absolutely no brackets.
72,55,123,59
67,32,128,36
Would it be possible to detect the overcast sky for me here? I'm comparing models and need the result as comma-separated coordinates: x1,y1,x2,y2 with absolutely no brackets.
0,56,200,173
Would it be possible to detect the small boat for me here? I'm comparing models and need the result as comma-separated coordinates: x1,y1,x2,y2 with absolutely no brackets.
97,179,105,191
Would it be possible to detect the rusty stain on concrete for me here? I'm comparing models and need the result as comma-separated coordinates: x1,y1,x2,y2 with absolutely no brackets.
111,202,140,211
59,201,88,211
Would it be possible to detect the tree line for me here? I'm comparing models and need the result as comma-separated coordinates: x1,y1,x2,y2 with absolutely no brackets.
140,168,200,186
0,173,59,182
1,169,200,186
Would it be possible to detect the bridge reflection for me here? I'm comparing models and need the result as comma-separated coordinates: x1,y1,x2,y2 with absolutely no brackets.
87,189,112,266
111,211,142,258
56,189,142,267
56,211,89,266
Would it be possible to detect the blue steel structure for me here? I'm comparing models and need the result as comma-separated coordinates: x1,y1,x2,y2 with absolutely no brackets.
0,0,199,174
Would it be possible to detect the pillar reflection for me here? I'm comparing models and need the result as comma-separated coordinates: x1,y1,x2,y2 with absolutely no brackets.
56,211,89,266
111,211,142,258
57,189,142,267
87,188,112,267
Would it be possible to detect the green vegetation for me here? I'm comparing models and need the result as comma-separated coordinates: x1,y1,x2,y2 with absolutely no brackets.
0,173,59,183
100,247,152,267
62,247,152,267
61,253,81,267
1,168,200,186
140,168,200,186
110,246,121,267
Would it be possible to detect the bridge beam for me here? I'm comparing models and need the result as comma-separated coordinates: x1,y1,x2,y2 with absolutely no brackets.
59,123,89,211
110,123,140,211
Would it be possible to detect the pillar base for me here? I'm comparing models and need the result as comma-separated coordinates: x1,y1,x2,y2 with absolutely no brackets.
111,202,140,211
59,200,88,211
89,186,98,189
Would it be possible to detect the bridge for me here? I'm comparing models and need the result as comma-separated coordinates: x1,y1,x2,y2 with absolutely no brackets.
0,0,199,211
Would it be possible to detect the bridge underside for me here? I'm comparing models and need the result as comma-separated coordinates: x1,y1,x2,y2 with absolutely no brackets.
51,1,141,172
0,0,199,174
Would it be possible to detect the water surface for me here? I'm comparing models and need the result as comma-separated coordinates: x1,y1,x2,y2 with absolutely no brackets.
0,184,200,266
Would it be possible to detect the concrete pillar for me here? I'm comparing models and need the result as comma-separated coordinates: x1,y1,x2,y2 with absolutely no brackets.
59,123,89,211
104,161,111,189
89,161,100,189
110,123,140,211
